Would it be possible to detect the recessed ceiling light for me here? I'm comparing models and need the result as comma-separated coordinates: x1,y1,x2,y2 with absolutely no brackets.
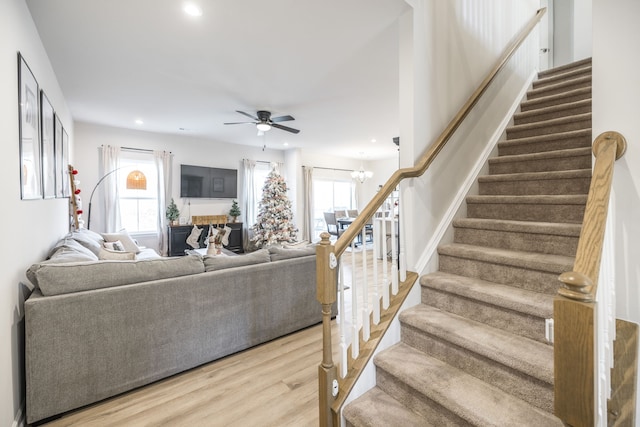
371,139,377,143
283,142,289,147
183,3,202,17
135,119,144,125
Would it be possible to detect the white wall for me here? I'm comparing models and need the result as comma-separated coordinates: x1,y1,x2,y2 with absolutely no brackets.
73,122,285,236
400,0,541,272
592,0,640,412
0,1,73,425
553,0,592,66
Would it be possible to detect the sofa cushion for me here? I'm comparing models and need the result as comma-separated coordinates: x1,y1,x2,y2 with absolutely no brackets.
98,248,136,260
268,245,316,261
28,255,205,296
69,229,104,256
101,230,141,254
48,237,100,261
203,248,270,272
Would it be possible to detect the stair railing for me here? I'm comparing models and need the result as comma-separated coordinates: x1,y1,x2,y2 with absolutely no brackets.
316,7,547,426
555,131,627,426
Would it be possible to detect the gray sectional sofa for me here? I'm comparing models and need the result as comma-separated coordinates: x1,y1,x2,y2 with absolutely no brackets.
24,229,320,424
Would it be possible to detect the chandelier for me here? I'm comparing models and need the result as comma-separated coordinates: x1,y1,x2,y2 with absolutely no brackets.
351,165,373,183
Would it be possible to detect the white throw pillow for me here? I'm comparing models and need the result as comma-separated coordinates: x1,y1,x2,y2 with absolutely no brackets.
101,230,141,254
103,240,125,251
98,248,135,260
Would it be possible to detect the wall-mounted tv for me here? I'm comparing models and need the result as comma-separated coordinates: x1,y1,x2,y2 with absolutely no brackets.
180,164,238,199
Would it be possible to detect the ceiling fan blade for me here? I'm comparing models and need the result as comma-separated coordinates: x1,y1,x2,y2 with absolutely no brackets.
271,123,300,134
236,110,258,121
270,114,295,123
223,121,256,125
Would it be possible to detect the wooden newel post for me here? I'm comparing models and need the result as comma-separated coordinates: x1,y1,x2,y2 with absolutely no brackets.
316,232,338,427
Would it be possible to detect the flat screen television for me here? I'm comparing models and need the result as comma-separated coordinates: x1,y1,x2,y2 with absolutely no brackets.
180,164,238,199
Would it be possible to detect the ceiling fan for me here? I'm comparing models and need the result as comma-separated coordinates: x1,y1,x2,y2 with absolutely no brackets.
224,110,300,135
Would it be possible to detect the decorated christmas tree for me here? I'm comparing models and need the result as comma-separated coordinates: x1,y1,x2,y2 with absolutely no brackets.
251,169,298,247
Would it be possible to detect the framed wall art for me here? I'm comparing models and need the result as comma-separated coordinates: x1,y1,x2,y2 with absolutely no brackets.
62,127,70,197
54,114,64,197
40,90,56,198
18,52,42,200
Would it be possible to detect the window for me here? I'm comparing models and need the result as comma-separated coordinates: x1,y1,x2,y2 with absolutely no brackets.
118,154,158,233
250,162,272,224
312,174,356,241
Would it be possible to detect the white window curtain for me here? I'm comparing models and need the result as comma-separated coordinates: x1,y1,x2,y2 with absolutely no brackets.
242,159,256,250
302,166,314,242
102,145,121,232
154,150,172,256
271,161,284,176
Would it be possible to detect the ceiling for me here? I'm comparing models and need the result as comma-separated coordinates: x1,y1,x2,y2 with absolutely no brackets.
26,0,409,160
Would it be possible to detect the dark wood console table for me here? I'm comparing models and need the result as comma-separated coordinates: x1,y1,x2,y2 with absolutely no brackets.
168,222,244,256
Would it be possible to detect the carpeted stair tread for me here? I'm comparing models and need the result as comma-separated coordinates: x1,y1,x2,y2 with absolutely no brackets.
453,218,581,255
478,168,591,184
400,305,554,383
506,112,591,139
513,98,591,125
374,343,562,426
533,65,592,88
520,87,591,112
526,75,591,100
453,217,581,237
343,387,432,427
420,271,554,318
466,193,587,206
478,169,591,196
497,128,591,156
489,146,592,167
537,57,591,78
437,243,574,275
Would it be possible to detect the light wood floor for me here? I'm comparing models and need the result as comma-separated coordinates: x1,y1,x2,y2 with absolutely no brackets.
41,247,393,427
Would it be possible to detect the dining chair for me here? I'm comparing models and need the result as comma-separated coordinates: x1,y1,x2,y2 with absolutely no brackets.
323,212,342,237
347,209,359,218
334,209,348,219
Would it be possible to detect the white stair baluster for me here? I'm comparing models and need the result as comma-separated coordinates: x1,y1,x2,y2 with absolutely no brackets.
361,227,370,341
338,255,347,378
381,214,389,310
391,199,399,295
351,239,359,358
372,217,380,325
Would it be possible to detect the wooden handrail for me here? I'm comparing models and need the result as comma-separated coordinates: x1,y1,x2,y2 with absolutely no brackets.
317,8,547,427
333,7,548,258
554,131,627,426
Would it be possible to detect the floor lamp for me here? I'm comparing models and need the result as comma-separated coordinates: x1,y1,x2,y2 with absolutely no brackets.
87,168,147,230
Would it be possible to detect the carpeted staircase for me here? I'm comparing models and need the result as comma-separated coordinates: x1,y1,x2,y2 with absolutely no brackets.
343,58,592,426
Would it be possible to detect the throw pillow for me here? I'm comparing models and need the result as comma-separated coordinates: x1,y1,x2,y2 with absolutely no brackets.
186,225,202,249
203,248,271,272
101,229,141,254
103,240,125,251
268,245,316,261
98,248,136,260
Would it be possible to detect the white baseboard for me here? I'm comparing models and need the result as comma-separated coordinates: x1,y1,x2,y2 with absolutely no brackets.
413,70,537,275
12,403,25,427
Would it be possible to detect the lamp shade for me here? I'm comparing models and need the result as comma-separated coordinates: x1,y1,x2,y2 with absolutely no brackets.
126,170,147,190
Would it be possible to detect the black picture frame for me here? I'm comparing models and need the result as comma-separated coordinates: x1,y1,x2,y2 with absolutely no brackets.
62,127,70,197
54,114,64,198
18,53,42,200
40,90,56,199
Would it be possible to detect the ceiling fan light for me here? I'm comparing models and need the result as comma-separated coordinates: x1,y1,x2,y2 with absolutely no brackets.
256,123,271,132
